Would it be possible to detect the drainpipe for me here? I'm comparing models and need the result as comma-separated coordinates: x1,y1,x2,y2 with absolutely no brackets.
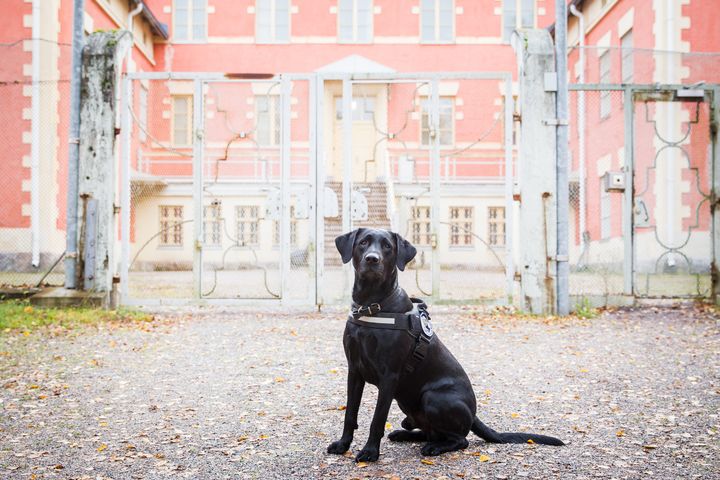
30,0,40,267
555,0,570,315
570,4,587,266
64,0,85,289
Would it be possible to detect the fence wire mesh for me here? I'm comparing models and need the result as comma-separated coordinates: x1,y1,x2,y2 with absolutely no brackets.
0,40,70,290
568,89,626,302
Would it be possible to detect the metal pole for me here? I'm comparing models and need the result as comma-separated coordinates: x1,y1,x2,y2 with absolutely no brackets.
555,0,570,315
192,79,204,299
570,5,587,267
623,86,635,295
430,79,441,301
64,0,85,289
503,78,514,305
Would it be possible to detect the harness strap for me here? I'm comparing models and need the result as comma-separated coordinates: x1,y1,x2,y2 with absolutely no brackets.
347,298,433,373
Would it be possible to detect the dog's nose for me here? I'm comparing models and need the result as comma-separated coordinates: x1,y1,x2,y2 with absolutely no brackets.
364,253,380,264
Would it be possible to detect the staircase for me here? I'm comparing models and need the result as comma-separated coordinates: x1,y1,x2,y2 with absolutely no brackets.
324,181,392,266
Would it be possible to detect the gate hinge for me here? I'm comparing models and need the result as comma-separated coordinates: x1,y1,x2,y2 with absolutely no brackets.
543,118,568,126
548,255,569,262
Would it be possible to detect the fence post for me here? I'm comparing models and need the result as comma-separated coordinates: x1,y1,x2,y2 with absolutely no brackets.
77,31,131,295
513,29,558,314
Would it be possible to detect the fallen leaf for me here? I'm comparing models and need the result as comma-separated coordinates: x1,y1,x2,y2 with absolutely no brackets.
421,459,435,465
356,461,368,468
97,444,107,452
510,413,520,418
616,430,625,437
526,439,535,444
478,454,491,462
385,422,392,430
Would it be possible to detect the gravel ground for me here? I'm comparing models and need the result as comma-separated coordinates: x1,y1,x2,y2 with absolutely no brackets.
0,304,718,479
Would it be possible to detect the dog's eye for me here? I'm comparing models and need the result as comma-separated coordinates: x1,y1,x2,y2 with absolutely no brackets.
382,242,391,250
359,239,368,246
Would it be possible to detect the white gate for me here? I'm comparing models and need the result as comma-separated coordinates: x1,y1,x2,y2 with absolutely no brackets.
119,71,516,306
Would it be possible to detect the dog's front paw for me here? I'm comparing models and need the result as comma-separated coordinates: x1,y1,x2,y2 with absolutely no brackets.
355,447,379,462
327,439,350,455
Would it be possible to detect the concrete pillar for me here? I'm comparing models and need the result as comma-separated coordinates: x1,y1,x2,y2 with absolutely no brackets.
77,32,130,294
513,29,558,314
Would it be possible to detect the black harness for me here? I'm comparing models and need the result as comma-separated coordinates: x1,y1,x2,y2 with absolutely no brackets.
348,298,434,373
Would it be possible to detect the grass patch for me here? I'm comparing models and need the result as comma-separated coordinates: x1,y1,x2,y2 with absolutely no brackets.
0,299,153,333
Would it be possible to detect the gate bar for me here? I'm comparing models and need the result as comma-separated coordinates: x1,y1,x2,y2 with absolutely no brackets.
712,87,720,302
623,86,635,295
503,77,515,304
430,79,441,300
119,76,132,301
192,79,204,299
342,78,353,295
280,76,292,303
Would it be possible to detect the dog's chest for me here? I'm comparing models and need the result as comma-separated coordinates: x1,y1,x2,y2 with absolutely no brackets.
343,324,410,385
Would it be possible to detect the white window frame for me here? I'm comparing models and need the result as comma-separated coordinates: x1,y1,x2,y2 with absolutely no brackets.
502,0,535,43
449,206,474,247
599,51,611,119
203,203,223,247
236,205,260,246
274,206,298,246
338,0,373,44
255,95,281,146
171,95,193,147
410,206,432,246
256,0,291,44
488,206,506,247
621,30,633,83
421,96,454,147
139,85,148,142
173,0,207,42
159,205,184,247
420,0,454,44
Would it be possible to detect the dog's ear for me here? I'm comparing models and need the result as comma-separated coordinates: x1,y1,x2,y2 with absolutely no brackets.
393,233,417,271
335,229,362,264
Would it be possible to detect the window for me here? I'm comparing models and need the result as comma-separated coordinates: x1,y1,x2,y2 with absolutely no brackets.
335,96,375,121
236,206,259,245
599,51,611,118
139,86,148,142
600,184,611,239
449,207,473,246
256,0,290,43
621,30,633,83
420,0,454,43
503,0,535,42
174,0,207,41
256,95,280,146
203,203,222,246
410,206,432,246
338,0,372,43
159,206,184,246
421,97,453,146
172,95,193,146
273,206,297,246
488,207,506,247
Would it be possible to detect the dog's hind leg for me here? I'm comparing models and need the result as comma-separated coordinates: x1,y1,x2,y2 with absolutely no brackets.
421,436,469,456
388,429,426,442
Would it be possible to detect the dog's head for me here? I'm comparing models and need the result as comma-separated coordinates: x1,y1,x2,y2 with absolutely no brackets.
335,228,417,280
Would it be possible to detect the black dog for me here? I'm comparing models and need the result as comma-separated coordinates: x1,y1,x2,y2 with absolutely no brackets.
327,228,564,462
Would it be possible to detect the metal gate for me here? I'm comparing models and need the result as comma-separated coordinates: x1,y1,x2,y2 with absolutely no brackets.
567,83,719,302
119,71,516,306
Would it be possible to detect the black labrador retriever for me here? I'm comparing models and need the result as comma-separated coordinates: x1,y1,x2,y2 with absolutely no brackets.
327,228,563,462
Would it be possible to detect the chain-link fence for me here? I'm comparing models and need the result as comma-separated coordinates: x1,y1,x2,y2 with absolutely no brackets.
0,39,70,290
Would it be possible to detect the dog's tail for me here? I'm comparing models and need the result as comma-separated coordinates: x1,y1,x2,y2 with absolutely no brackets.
471,417,564,446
